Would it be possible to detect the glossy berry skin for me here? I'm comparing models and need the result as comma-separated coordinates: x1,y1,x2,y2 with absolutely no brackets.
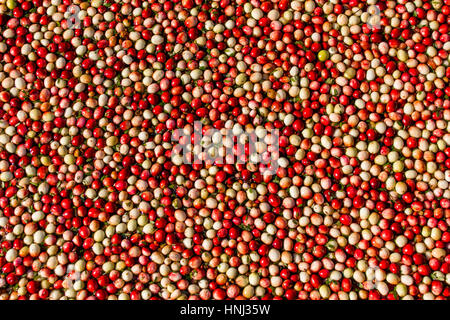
0,0,448,302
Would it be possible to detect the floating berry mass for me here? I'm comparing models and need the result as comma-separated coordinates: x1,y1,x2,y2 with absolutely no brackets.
0,0,449,301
